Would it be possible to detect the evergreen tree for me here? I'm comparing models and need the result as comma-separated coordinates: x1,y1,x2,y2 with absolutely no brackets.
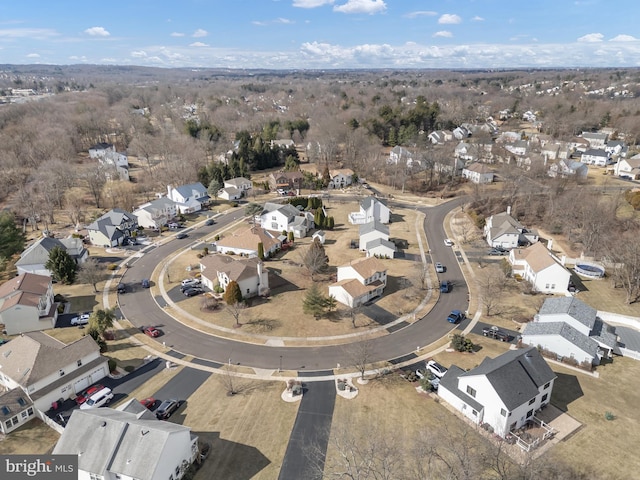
326,216,335,230
45,246,77,284
208,180,223,202
0,211,25,269
287,231,295,242
303,284,326,319
257,242,265,260
224,280,243,305
89,308,116,338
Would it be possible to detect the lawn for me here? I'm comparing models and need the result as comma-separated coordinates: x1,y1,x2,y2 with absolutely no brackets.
0,419,60,454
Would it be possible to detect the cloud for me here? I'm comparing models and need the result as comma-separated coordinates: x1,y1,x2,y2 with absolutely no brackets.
405,11,437,19
254,18,295,26
276,18,295,24
472,16,484,21
192,29,208,38
334,0,387,14
438,14,462,24
610,34,638,42
433,31,453,38
0,28,58,39
131,50,147,58
26,53,40,58
84,26,110,37
577,33,604,42
170,32,185,37
189,42,208,47
293,0,334,7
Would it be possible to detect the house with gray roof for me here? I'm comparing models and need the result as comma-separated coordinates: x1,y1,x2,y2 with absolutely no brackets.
224,176,252,194
349,196,390,225
523,297,618,365
167,182,210,214
0,388,35,434
199,254,269,298
548,159,588,179
54,407,198,480
0,332,108,412
255,202,314,238
0,273,58,335
438,346,556,437
133,197,179,230
359,221,396,258
16,236,88,277
581,131,609,149
580,148,610,167
86,208,137,247
483,208,538,249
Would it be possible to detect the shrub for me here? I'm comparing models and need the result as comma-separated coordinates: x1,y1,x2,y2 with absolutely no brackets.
54,293,66,303
451,334,474,352
230,202,239,207
214,285,224,294
214,235,220,241
124,365,135,373
108,358,117,372
605,411,615,421
57,304,65,314
107,264,118,271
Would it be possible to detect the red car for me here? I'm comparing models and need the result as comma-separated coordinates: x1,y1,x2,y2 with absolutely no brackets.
75,384,104,405
140,397,156,410
144,326,161,338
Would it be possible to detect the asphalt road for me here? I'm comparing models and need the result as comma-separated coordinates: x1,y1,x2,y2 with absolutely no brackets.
118,197,470,372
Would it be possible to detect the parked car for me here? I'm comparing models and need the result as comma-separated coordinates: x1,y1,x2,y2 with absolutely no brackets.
0,338,9,346
117,283,127,294
440,281,451,293
435,262,445,273
488,248,509,256
155,399,180,420
71,313,90,326
447,309,465,324
444,238,454,247
175,232,188,239
482,326,510,342
426,360,448,379
181,278,201,288
75,384,104,405
183,287,204,297
276,188,287,196
140,397,156,410
80,387,114,410
141,279,150,288
205,218,215,226
144,326,161,338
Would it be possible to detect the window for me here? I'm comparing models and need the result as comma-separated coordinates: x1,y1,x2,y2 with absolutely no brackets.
529,398,536,405
175,466,180,476
1,406,10,415
11,416,18,426
472,410,477,417
27,408,34,416
59,370,65,377
271,216,276,220
5,420,11,429
541,393,548,403
21,411,28,419
466,386,476,398
500,408,507,417
544,382,550,390
247,289,250,294
77,359,82,367
526,409,533,419
17,397,26,407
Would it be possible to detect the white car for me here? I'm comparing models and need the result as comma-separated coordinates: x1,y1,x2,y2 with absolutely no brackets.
181,278,201,287
444,238,454,247
435,262,445,273
276,188,287,196
71,313,90,326
426,360,448,379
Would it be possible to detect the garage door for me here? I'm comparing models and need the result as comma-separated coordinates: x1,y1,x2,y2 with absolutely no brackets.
90,367,106,384
74,377,90,394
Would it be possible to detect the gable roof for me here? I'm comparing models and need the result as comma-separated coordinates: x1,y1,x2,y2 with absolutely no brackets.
582,148,608,157
16,237,86,267
87,209,135,237
330,278,382,299
215,226,280,252
510,242,567,274
365,237,396,252
522,321,599,357
224,177,252,187
343,256,387,278
488,212,524,240
538,297,597,330
359,220,389,237
439,365,484,412
200,255,263,283
0,332,99,387
53,408,191,480
0,272,50,299
461,346,556,411
261,202,300,218
360,196,388,210
137,197,177,214
172,182,207,198
464,163,493,174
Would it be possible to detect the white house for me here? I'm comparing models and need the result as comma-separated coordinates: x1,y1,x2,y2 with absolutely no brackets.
256,202,313,239
167,183,210,214
199,254,269,298
462,163,495,184
388,146,420,168
87,209,138,247
581,131,608,148
605,140,627,157
0,388,36,434
213,226,281,258
16,236,88,277
454,142,476,162
484,208,538,249
328,257,387,308
88,142,115,160
327,168,354,189
133,197,179,230
312,230,326,245
438,346,556,438
349,196,390,225
359,221,396,258
0,273,58,335
504,140,529,157
218,187,242,201
53,407,199,480
365,238,397,259
0,332,108,413
89,143,130,181
548,159,588,179
224,177,252,194
427,130,453,145
614,155,640,179
508,242,571,295
522,297,617,365
580,148,610,166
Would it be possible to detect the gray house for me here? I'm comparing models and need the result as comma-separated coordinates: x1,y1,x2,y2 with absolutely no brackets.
16,236,88,276
86,209,138,247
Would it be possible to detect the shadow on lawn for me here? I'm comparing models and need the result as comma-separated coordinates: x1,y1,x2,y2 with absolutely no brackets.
551,372,584,412
195,431,270,480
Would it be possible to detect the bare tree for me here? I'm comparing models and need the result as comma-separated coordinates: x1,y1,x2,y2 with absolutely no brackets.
226,302,246,328
477,266,509,316
346,339,375,381
64,187,86,229
83,165,107,208
218,365,240,396
608,231,640,304
77,258,106,293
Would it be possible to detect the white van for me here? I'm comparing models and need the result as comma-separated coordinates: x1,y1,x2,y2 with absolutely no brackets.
80,387,114,409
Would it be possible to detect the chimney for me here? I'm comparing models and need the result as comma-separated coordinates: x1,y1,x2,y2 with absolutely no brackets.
506,205,511,215
167,185,172,197
547,238,553,251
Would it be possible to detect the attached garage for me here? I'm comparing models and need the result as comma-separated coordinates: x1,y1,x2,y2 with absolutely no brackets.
74,377,90,394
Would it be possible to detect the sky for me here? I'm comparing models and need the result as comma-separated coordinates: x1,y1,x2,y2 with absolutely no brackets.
1,0,639,69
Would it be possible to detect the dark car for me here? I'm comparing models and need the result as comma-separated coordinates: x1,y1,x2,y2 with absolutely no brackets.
183,287,204,297
488,248,509,256
447,310,465,324
156,399,180,420
117,283,127,294
141,279,150,288
175,232,188,239
440,281,451,293
205,218,215,226
482,326,510,342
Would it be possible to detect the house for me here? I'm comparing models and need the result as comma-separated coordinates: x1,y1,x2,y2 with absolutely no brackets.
613,155,640,179
88,142,115,160
199,255,269,298
271,139,295,149
213,226,281,258
508,243,571,295
389,146,420,168
522,111,537,122
581,131,609,149
329,257,388,308
522,297,617,365
312,230,326,245
133,197,179,230
327,168,354,189
167,183,210,214
435,158,466,176
569,137,590,152
89,143,130,182
16,236,88,277
365,238,397,259
454,142,476,162
218,187,242,201
268,172,303,192
548,159,588,179
358,221,396,258
438,346,556,438
349,196,390,225
256,202,313,239
427,130,453,145
505,140,529,157
0,388,35,434
53,408,199,480
452,125,471,140
483,208,538,249
462,163,495,184
496,131,521,144
581,149,610,166
605,140,627,157
0,273,58,335
224,177,252,194
0,332,108,412
87,209,138,247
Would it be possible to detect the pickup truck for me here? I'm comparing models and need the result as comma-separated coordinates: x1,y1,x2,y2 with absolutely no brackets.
447,310,465,324
482,326,510,342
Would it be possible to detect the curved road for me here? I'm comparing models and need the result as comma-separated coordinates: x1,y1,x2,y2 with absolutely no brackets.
118,198,469,372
